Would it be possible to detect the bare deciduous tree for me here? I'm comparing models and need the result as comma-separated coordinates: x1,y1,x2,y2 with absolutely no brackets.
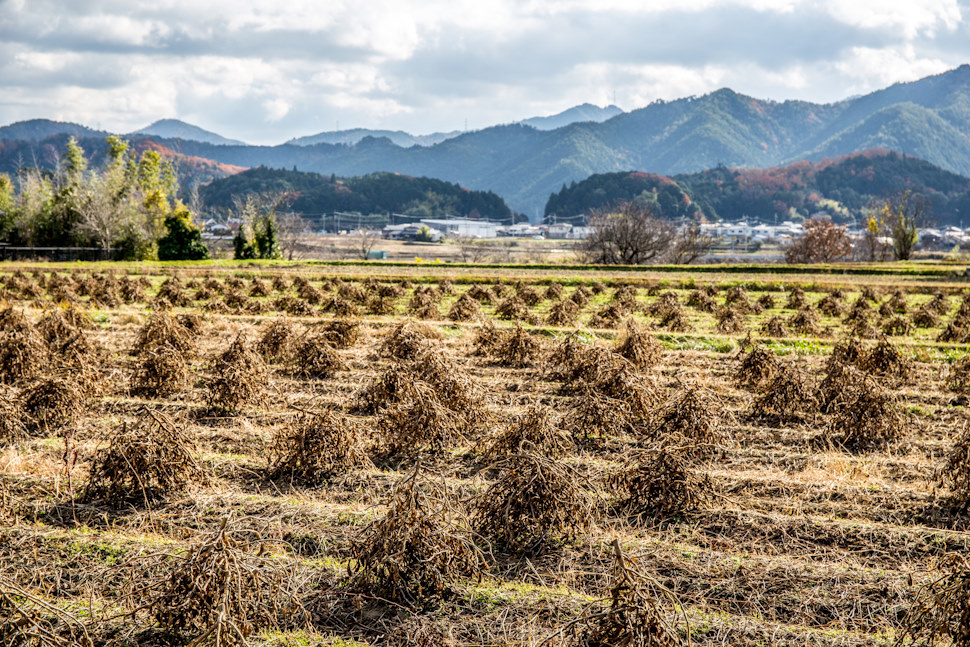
669,224,716,264
581,201,676,265
785,219,852,263
355,228,382,260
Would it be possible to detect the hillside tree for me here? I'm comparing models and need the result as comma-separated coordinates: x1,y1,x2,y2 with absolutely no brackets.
785,219,852,263
880,190,929,261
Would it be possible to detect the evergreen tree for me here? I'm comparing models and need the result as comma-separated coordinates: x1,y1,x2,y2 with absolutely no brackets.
158,204,209,260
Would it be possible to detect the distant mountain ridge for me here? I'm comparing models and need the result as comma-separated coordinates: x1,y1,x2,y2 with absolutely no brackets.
2,66,970,215
131,119,247,146
286,128,461,148
519,103,623,130
0,119,108,141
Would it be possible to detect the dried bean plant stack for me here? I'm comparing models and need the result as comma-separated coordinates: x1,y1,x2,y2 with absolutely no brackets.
292,333,346,379
899,555,970,647
493,322,543,368
474,452,593,554
646,383,726,450
478,403,572,462
268,409,371,485
615,318,663,369
380,320,442,360
350,464,484,606
207,334,267,412
133,519,308,646
257,317,297,362
823,375,906,452
0,307,48,384
937,427,970,512
611,447,715,523
749,362,816,424
734,344,780,391
84,410,207,505
378,382,471,457
569,540,685,647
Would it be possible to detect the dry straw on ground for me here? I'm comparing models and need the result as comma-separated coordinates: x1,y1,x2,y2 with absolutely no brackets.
478,403,572,461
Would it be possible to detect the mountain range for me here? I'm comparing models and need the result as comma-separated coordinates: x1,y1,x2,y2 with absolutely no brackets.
1,65,969,216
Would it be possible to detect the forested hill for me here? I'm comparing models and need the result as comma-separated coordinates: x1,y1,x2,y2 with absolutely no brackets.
198,167,515,222
544,150,970,226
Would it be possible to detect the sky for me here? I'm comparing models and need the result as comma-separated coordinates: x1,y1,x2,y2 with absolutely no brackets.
1,0,969,145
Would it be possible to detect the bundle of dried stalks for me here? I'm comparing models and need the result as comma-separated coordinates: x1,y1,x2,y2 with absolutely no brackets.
478,403,571,461
132,342,191,398
48,329,106,392
354,365,420,414
849,316,881,340
319,317,362,349
715,306,746,335
380,320,442,360
760,316,788,338
494,323,543,368
274,296,316,317
405,349,486,414
570,285,593,307
589,303,627,329
517,285,542,307
350,465,484,606
268,409,371,484
367,295,399,315
886,289,908,314
845,297,873,323
749,363,815,423
860,337,910,381
135,519,308,645
938,317,970,343
883,315,912,336
408,291,441,319
322,296,362,317
898,555,970,646
84,410,207,504
568,540,684,646
495,296,537,324
593,360,659,418
861,285,880,302
928,291,951,315
945,357,970,395
0,308,48,384
448,293,481,321
756,293,776,310
378,383,470,455
474,452,593,554
817,294,844,317
545,334,604,384
338,281,368,304
735,344,780,390
248,277,271,297
36,304,93,346
292,334,346,379
258,317,296,362
21,377,84,435
156,277,190,306
611,448,715,523
645,384,726,449
646,292,681,317
565,387,637,446
544,283,565,301
270,275,290,292
133,311,194,356
615,319,663,369
546,298,581,327
785,287,807,310
723,285,753,313
0,389,27,448
817,362,868,414
788,308,821,335
0,576,94,647
207,334,267,412
939,428,970,510
466,285,497,304
655,304,692,332
472,319,503,357
686,290,717,313
824,376,906,451
912,306,940,329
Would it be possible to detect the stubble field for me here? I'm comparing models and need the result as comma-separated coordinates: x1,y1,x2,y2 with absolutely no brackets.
2,260,970,646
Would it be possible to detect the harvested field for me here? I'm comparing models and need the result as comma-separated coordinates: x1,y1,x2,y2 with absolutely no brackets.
1,260,970,646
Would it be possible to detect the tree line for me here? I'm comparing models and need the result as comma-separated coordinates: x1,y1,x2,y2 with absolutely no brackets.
0,137,207,260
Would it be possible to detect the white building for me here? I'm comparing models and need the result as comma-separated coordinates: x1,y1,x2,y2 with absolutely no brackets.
419,218,497,238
